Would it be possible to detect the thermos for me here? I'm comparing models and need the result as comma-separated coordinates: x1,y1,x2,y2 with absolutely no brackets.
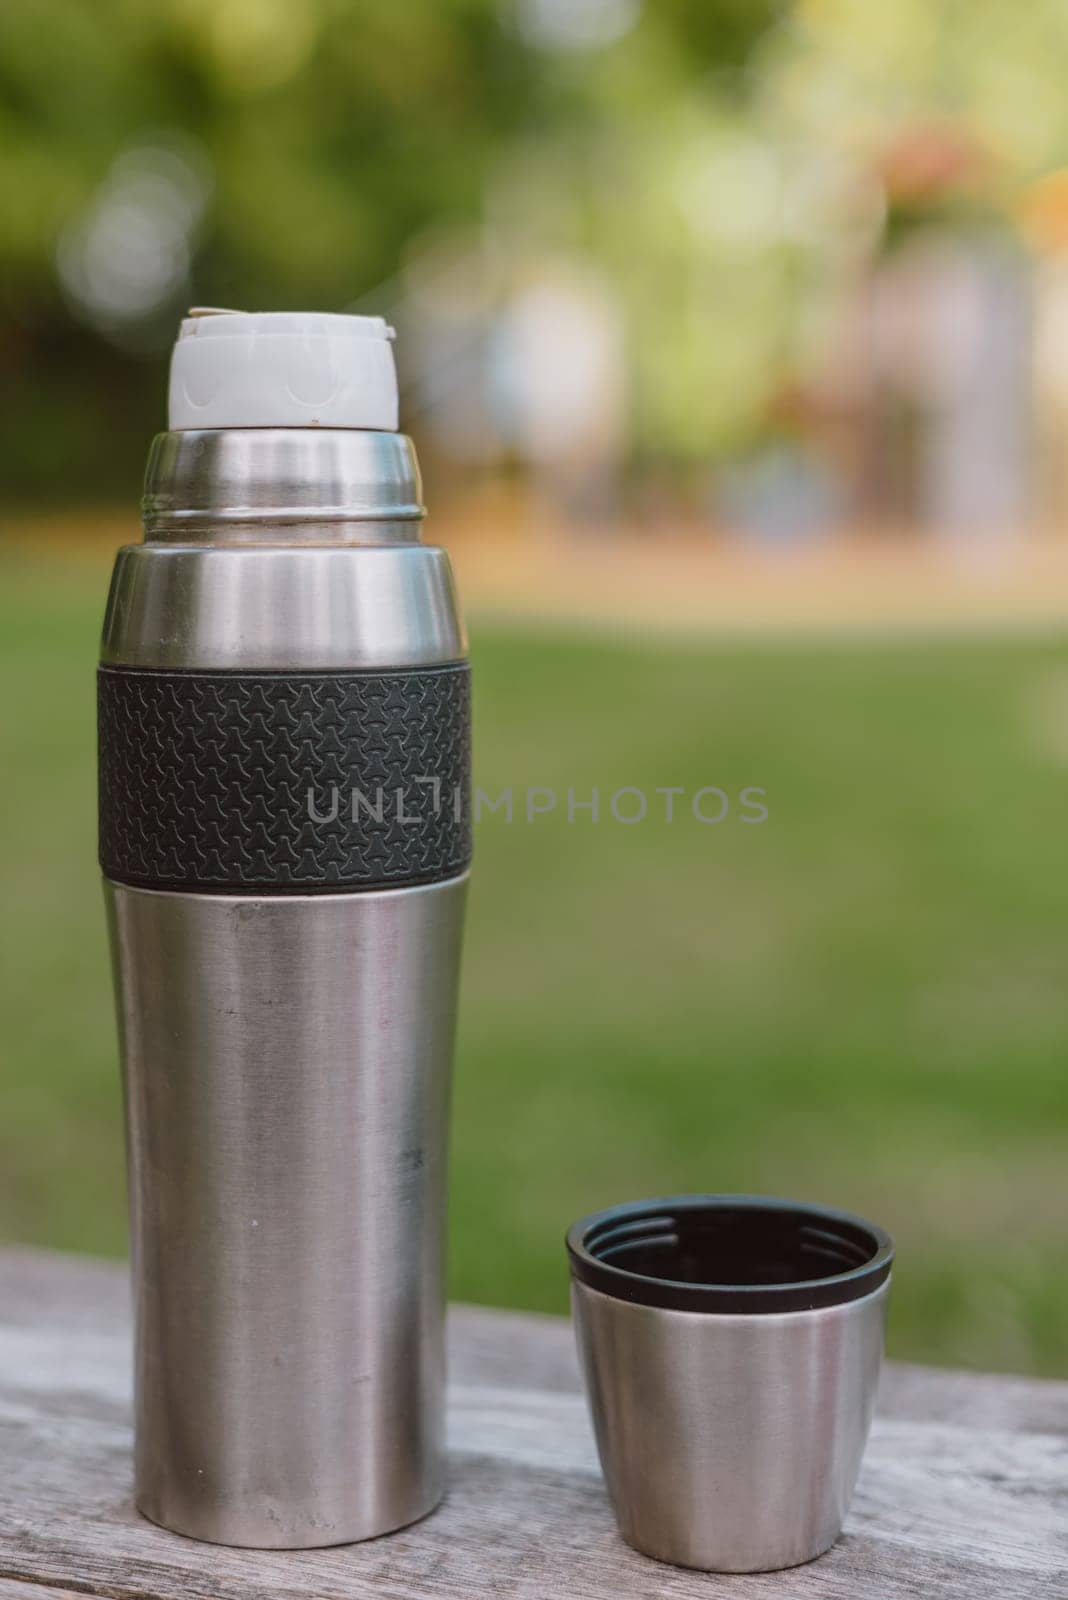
99,311,471,1547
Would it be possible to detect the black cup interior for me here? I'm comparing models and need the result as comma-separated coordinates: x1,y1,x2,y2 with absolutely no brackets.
568,1196,893,1314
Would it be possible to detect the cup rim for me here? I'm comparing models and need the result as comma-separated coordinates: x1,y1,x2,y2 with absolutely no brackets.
567,1194,893,1314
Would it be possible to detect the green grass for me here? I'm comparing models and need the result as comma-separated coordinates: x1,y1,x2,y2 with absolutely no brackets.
2,546,1066,1376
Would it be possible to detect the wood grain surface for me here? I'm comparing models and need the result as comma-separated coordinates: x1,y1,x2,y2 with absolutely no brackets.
0,1246,1064,1599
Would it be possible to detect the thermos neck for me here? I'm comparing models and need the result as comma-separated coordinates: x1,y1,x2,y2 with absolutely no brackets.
141,428,425,545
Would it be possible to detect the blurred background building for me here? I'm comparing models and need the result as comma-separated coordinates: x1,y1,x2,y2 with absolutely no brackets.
1,0,1066,1377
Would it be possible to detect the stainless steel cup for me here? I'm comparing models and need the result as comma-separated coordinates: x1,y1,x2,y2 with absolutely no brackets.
568,1195,893,1573
99,316,470,1547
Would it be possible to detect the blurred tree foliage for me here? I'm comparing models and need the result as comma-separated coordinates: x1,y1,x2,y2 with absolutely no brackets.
0,0,782,500
6,0,1065,501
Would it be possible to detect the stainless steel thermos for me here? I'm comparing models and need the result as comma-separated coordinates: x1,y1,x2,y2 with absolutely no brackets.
99,311,470,1547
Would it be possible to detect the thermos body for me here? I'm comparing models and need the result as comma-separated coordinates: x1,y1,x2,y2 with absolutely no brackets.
100,418,470,1547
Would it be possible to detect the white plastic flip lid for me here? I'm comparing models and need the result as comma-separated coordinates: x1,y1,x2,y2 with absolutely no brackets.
168,309,399,432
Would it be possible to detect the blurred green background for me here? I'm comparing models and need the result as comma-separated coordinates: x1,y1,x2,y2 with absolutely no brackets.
2,0,1068,1377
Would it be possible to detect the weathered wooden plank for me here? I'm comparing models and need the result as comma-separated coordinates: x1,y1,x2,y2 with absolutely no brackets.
877,1357,1068,1438
0,1249,127,1337
0,1247,1064,1599
0,1582,93,1600
8,1248,1068,1428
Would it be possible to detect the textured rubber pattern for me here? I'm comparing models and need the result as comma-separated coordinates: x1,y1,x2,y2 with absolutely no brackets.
99,664,471,892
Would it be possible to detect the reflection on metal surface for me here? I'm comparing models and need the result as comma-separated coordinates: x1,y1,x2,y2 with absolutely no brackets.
572,1276,888,1572
109,875,468,1547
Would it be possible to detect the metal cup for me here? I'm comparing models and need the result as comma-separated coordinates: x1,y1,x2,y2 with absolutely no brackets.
568,1195,893,1573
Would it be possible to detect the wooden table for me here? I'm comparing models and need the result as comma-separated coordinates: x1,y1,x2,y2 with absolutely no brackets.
0,1248,1063,1599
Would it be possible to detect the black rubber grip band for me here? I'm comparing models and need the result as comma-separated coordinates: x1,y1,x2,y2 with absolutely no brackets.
98,664,471,892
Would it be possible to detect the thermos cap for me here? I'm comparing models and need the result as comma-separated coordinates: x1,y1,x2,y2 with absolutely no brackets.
168,309,399,433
